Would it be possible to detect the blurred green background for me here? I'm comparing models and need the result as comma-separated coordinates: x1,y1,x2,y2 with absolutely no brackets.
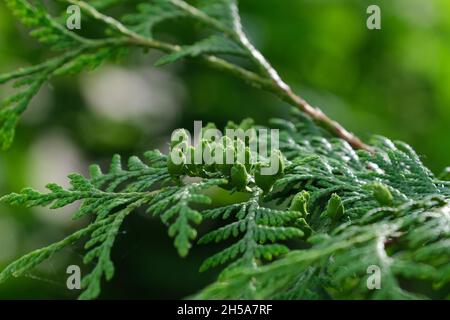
0,0,449,299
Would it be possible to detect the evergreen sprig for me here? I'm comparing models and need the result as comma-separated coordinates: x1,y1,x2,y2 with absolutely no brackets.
194,111,450,299
199,193,305,274
0,0,448,300
0,0,130,150
0,149,226,299
1,111,449,299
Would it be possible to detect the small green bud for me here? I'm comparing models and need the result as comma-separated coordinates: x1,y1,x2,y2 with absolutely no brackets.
225,121,238,130
238,118,255,131
372,182,393,206
323,193,344,220
255,163,278,193
290,190,310,216
231,163,249,190
262,251,273,261
203,122,217,131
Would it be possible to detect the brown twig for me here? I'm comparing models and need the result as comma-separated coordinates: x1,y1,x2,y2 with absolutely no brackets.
66,0,373,152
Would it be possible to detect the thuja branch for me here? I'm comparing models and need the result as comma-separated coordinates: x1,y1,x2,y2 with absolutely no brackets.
63,0,371,152
1,0,448,301
61,0,273,89
174,0,372,152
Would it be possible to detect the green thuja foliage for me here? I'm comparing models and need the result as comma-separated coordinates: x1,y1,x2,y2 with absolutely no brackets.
0,0,449,300
195,111,450,299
